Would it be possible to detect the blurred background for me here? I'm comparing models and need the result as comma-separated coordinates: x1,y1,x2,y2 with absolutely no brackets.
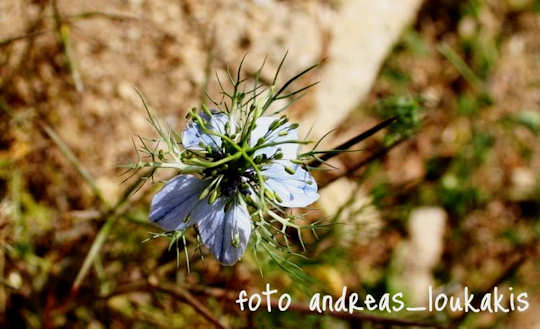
1,0,539,328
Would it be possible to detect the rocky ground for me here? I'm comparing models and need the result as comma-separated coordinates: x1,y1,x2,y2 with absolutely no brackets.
1,0,539,328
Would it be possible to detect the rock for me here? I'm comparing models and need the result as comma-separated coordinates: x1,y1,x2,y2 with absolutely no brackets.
394,207,447,305
408,207,447,269
309,0,424,141
510,167,537,201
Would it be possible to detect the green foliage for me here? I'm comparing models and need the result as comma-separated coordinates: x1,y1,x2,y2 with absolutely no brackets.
461,0,484,18
376,96,422,146
425,156,452,181
371,183,390,208
394,28,429,55
439,175,482,217
462,35,499,80
502,110,540,135
381,66,411,85
456,92,493,116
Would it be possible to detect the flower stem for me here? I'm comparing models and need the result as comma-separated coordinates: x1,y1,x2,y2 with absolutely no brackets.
250,139,310,153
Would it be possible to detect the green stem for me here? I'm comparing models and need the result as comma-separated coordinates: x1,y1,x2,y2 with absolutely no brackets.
72,217,116,291
118,161,202,173
186,151,242,168
250,139,309,153
42,123,108,207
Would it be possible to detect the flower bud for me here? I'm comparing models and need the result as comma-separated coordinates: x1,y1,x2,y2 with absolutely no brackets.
284,166,295,175
193,114,206,128
268,119,282,131
254,155,264,164
231,232,240,248
244,194,256,207
201,104,212,116
264,189,276,201
209,189,219,204
256,137,265,146
199,185,212,200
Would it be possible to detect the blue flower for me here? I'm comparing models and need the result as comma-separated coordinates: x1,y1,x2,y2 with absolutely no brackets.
249,116,299,160
150,175,251,265
249,116,319,207
149,111,318,265
182,112,229,151
262,163,318,208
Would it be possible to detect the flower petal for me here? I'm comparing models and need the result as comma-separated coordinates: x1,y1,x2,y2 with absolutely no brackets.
263,162,319,208
194,198,252,265
149,175,207,231
249,116,299,160
182,112,228,151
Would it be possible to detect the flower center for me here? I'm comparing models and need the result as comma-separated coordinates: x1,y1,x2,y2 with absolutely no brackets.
202,154,255,197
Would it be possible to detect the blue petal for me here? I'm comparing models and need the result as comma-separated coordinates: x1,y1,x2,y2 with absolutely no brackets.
149,175,208,231
193,198,252,265
263,162,319,208
182,112,228,151
249,116,299,160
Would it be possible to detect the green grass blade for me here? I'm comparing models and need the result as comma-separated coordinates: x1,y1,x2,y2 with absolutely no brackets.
72,216,116,291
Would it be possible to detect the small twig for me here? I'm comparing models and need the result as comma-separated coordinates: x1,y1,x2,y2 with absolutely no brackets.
66,11,139,22
438,43,483,91
72,217,117,291
11,2,48,81
200,28,216,106
70,167,154,292
40,122,107,206
52,0,84,92
147,280,228,329
0,30,50,47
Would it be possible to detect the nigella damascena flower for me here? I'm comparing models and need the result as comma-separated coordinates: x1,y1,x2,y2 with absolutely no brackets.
149,111,319,265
